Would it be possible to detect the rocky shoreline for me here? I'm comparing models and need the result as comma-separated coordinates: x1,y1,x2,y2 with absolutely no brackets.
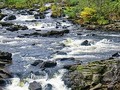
63,58,120,90
80,22,120,31
0,51,12,89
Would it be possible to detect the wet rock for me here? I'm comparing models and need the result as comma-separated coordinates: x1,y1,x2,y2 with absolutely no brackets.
6,25,28,31
0,69,12,79
0,79,6,86
112,52,120,57
29,81,42,90
81,40,91,46
86,34,96,36
55,51,67,55
31,60,43,66
4,15,16,21
0,51,12,61
41,30,69,37
40,61,57,68
0,22,13,27
60,57,75,61
0,51,12,80
44,84,52,90
23,29,69,37
0,14,7,20
34,13,45,19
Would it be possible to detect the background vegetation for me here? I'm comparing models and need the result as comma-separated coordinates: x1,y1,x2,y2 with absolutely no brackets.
0,0,120,25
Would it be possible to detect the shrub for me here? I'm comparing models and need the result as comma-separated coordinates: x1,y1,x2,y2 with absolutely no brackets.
51,4,62,18
80,7,96,23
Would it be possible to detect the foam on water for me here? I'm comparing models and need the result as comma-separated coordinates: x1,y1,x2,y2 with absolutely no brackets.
6,69,70,90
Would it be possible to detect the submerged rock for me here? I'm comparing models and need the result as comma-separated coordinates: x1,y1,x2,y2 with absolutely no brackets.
6,25,28,31
31,60,43,66
0,22,13,27
34,13,45,19
29,81,42,90
4,15,16,21
22,29,69,37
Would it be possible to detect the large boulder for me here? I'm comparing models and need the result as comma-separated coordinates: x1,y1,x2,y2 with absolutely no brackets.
29,81,42,90
4,15,16,21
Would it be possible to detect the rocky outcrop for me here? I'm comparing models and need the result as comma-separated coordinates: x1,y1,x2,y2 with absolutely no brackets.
63,59,120,90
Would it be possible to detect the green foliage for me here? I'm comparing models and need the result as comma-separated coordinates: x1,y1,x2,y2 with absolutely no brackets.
97,16,109,25
80,7,96,23
3,0,120,24
64,6,79,19
51,4,62,18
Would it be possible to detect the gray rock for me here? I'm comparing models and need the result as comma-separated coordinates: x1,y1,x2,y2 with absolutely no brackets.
81,40,91,46
4,15,16,21
29,81,42,90
39,61,57,68
44,84,52,90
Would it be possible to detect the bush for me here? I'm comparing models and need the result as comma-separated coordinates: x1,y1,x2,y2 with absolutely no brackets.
51,4,62,18
64,6,79,19
80,7,96,23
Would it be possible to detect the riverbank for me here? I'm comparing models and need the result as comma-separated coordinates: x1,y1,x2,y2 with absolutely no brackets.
63,58,120,90
80,22,120,31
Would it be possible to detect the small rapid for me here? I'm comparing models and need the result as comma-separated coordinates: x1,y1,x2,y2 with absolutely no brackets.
0,7,120,90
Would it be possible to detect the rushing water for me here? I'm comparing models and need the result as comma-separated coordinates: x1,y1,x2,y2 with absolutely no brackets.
0,8,120,90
